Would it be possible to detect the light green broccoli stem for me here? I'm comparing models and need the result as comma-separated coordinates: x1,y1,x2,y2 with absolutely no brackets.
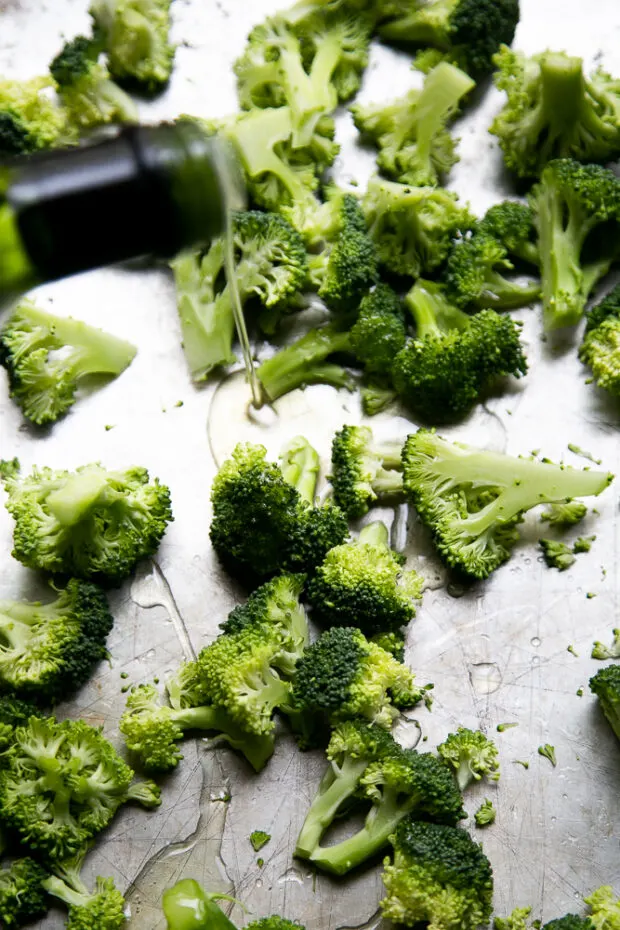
43,875,90,910
172,705,274,772
295,756,368,858
257,326,354,402
405,280,469,339
359,521,390,548
286,31,340,147
46,471,110,526
414,63,475,168
538,54,610,146
379,0,457,45
280,436,320,504
0,612,33,651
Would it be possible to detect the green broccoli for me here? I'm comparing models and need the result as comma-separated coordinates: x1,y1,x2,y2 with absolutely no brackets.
0,715,160,861
580,283,620,397
0,299,137,426
257,325,355,404
443,232,541,311
474,799,496,827
585,886,620,930
5,463,172,583
163,879,239,930
50,34,138,129
43,849,126,930
0,694,43,750
329,424,405,518
247,920,306,930
491,47,620,178
372,631,407,663
306,521,423,635
574,534,595,553
250,831,271,852
0,75,70,156
592,629,620,661
172,211,306,382
378,0,519,79
295,720,465,875
494,908,533,930
0,858,50,929
350,284,407,379
437,727,500,790
392,280,527,423
539,539,576,571
352,63,475,186
529,159,620,330
543,919,593,930
279,435,320,504
0,457,19,482
90,0,175,93
0,579,112,704
478,202,539,267
402,430,613,580
380,818,494,930
540,501,587,527
361,380,398,416
538,743,557,766
590,664,620,742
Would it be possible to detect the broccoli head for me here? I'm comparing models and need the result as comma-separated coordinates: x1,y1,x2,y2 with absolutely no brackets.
380,819,494,930
90,0,175,93
402,430,613,580
590,664,620,743
437,727,500,791
443,232,541,311
0,858,50,929
0,75,70,156
329,424,405,518
579,283,620,397
478,201,539,267
163,879,239,930
5,463,172,583
350,284,407,379
0,299,137,426
43,850,126,930
543,919,594,930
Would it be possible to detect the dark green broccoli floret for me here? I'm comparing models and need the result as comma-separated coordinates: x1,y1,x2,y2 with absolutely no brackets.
539,539,576,571
380,819,494,930
163,879,239,930
43,849,126,930
378,0,519,79
257,324,355,404
491,47,620,178
5,463,172,584
0,858,50,929
590,664,620,743
529,159,620,330
172,211,307,382
363,176,474,278
392,280,527,424
402,430,613,580
0,76,70,156
352,63,474,186
0,695,43,752
330,425,405,518
437,727,500,790
0,579,112,704
580,284,620,397
307,521,423,635
90,0,175,93
0,299,137,426
543,919,594,930
295,720,464,875
478,202,539,267
350,285,407,379
443,232,541,310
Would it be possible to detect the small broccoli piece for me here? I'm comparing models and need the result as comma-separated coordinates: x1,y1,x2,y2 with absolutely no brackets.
43,849,126,930
538,744,557,766
539,539,576,571
544,919,594,930
248,920,306,930
574,534,596,553
474,799,496,828
363,176,474,278
402,430,613,580
380,818,494,930
257,324,355,404
529,159,620,330
592,630,620,661
585,886,620,930
163,880,239,930
0,858,50,929
590,665,620,742
580,283,620,397
350,284,407,379
494,908,533,930
330,424,405,518
50,34,137,129
279,436,320,504
5,463,172,584
0,299,137,426
307,521,423,635
491,47,620,178
437,727,500,791
0,579,112,704
250,831,271,852
172,211,306,382
352,63,474,186
478,202,539,267
443,232,541,311
90,0,174,93
296,720,464,875
0,76,70,156
0,458,19,482
540,501,587,527
362,379,398,416
0,716,160,861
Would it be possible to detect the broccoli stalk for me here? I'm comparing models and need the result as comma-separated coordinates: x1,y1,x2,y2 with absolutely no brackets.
162,879,239,930
579,283,620,397
257,325,355,404
330,424,405,518
279,436,321,504
43,849,126,930
90,0,175,93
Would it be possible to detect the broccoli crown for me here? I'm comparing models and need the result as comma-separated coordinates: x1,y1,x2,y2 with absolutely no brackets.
121,684,185,773
43,857,126,930
0,858,50,929
585,886,620,930
580,284,620,396
257,323,355,403
539,538,576,571
90,0,175,92
529,158,620,330
352,63,475,186
0,76,69,156
0,300,137,426
350,284,407,378
51,35,101,85
363,177,474,278
379,0,519,79
590,664,620,743
437,726,500,791
0,578,113,704
330,424,405,518
380,819,494,930
478,201,539,266
5,462,172,583
247,919,306,930
392,280,527,424
402,430,613,580
443,232,541,311
0,716,160,860
543,919,594,930
491,47,620,178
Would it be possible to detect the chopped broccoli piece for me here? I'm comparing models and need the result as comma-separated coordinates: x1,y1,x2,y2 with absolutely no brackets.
43,849,126,930
0,75,70,156
585,886,620,930
250,831,271,852
478,202,540,267
540,501,587,527
580,284,620,397
567,444,602,466
352,63,474,186
248,920,306,930
574,534,596,553
0,299,137,426
380,819,494,930
401,430,613,580
393,280,527,423
538,743,557,766
330,425,405,518
592,629,620,660
539,539,576,571
474,799,496,827
90,0,175,93
279,436,320,504
438,727,500,791
361,379,398,416
529,158,620,330
443,232,541,311
257,324,355,404
0,858,50,929
163,879,238,930
494,908,533,930
350,284,407,379
5,463,172,584
0,458,19,482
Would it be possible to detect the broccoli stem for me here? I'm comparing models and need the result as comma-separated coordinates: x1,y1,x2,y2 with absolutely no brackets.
405,280,469,338
359,522,390,548
0,613,32,651
172,705,275,772
295,756,369,858
257,325,354,402
43,875,89,910
379,0,456,45
46,471,109,526
280,437,321,504
414,63,475,168
538,54,609,147
475,271,541,310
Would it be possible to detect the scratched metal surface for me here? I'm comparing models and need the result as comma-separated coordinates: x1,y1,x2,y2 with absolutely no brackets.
1,0,620,927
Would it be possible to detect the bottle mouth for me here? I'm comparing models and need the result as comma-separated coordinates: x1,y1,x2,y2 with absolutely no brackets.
174,119,247,219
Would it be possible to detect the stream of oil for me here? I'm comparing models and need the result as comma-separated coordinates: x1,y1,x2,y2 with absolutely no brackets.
224,211,264,409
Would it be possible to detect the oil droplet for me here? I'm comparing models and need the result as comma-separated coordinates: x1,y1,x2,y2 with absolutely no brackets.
255,878,263,889
469,662,503,695
532,655,540,665
130,560,195,662
531,637,541,647
393,713,422,750
277,867,304,886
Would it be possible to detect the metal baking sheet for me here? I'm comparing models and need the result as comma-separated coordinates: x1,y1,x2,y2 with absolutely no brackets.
1,0,620,927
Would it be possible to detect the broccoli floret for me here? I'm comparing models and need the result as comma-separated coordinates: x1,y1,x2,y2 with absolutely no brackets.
5,463,172,584
307,521,423,635
402,430,613,580
592,630,620,661
539,538,576,571
372,631,406,663
590,665,620,742
163,879,239,930
0,76,70,156
0,299,137,426
350,284,407,379
529,159,620,330
443,232,541,311
0,579,112,704
380,819,494,930
491,47,620,178
0,858,50,929
437,727,500,791
0,458,19,482
474,799,496,827
361,379,398,416
363,176,474,278
257,324,355,404
585,886,620,930
330,424,405,518
494,908,533,930
540,501,587,527
392,280,527,423
43,850,126,930
478,202,539,267
172,210,307,382
352,63,474,186
90,0,174,93
580,283,620,397
248,920,305,930
378,0,519,79
0,715,160,861
50,34,137,129
295,720,464,875
544,920,594,930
